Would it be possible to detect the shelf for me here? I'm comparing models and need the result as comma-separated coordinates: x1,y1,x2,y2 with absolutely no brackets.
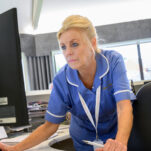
26,90,51,96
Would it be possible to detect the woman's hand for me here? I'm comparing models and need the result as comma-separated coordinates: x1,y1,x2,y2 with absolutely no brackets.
95,139,127,151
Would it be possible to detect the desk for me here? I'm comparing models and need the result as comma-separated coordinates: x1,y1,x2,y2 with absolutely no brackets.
1,125,70,151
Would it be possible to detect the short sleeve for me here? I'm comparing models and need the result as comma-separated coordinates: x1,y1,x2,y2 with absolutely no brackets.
112,52,136,102
45,75,69,124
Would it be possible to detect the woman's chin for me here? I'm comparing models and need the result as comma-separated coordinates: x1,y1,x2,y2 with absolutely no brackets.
68,64,79,70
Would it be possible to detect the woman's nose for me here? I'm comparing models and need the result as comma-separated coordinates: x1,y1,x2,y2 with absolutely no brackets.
65,47,73,56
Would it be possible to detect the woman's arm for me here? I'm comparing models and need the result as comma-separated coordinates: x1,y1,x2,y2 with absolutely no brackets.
116,100,133,145
0,121,59,151
96,100,133,151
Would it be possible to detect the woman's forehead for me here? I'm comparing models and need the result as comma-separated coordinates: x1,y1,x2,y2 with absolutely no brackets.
60,30,84,42
59,28,88,43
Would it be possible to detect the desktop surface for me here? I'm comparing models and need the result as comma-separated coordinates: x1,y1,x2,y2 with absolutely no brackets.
1,125,70,151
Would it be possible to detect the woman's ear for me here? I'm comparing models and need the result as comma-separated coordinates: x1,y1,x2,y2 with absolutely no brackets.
91,37,97,50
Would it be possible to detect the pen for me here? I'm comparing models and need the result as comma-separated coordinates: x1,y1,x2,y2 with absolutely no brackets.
83,140,104,148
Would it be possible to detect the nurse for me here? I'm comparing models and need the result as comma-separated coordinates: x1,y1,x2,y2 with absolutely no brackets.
0,15,135,151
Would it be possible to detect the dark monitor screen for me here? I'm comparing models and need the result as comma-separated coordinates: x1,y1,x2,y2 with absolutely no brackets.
0,8,29,126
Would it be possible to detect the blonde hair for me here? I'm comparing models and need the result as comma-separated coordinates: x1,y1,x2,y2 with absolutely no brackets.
57,15,100,53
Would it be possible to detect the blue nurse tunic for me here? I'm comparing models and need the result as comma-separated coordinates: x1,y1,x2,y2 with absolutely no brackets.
45,50,136,151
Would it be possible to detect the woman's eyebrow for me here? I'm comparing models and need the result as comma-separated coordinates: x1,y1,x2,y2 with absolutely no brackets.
60,39,79,45
70,39,79,43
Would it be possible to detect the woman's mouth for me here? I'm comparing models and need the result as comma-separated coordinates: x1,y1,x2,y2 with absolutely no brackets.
68,59,77,63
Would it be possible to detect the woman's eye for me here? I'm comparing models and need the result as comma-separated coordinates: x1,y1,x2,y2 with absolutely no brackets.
61,45,66,50
72,43,79,47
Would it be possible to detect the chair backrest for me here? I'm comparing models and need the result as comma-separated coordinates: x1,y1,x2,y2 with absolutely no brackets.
128,82,151,151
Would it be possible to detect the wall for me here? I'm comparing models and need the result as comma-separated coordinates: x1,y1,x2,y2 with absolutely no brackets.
96,18,151,45
35,32,59,56
20,34,36,56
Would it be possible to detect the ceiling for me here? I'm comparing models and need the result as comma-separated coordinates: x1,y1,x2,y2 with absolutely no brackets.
0,0,151,34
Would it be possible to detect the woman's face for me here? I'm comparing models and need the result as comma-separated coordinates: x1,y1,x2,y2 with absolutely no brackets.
59,28,96,71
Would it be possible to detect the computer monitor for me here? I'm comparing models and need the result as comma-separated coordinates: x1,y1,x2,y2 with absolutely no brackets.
0,8,29,126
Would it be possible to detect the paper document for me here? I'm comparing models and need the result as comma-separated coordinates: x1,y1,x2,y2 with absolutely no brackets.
83,140,104,148
0,126,8,139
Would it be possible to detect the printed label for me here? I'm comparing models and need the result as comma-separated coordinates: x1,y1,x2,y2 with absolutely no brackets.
0,97,8,105
0,117,16,123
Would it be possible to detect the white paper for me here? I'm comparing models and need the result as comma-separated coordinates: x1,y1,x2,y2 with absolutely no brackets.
83,140,104,148
0,126,8,139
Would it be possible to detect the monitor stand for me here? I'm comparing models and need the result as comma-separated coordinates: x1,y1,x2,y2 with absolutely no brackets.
0,126,7,139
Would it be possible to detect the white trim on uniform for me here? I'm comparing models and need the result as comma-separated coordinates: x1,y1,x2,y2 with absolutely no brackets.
114,90,132,95
66,77,79,87
99,53,109,79
46,110,66,118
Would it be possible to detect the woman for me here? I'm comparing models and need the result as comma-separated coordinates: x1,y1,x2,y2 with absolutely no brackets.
0,15,135,151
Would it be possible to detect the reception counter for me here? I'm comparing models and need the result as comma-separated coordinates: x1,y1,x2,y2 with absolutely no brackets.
1,125,70,151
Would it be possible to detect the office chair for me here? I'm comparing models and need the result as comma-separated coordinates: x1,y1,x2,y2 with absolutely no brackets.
128,82,151,151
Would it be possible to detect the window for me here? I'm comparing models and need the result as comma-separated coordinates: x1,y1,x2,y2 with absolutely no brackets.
54,53,66,72
140,42,151,80
103,44,141,81
21,52,30,91
51,42,151,82
51,50,66,78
